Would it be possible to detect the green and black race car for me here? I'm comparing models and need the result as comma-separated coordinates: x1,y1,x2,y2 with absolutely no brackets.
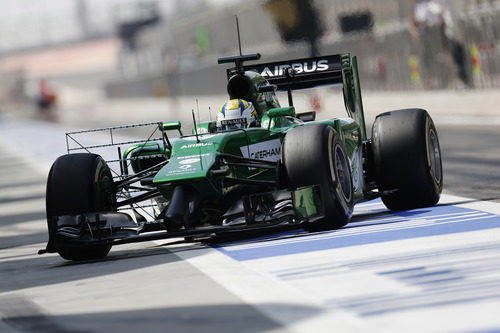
40,52,443,261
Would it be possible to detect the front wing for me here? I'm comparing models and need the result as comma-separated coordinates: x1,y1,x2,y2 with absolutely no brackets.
39,185,323,253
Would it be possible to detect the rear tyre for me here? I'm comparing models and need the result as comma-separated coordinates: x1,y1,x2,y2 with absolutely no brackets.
283,124,354,231
372,109,443,210
46,153,116,261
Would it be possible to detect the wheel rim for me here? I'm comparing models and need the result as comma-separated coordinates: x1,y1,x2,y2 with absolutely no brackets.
428,128,442,184
333,144,352,202
95,160,116,211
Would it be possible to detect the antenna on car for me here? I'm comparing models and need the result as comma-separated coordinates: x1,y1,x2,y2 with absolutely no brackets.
209,106,212,121
285,68,295,107
217,16,260,74
196,98,201,123
192,110,200,143
235,15,242,56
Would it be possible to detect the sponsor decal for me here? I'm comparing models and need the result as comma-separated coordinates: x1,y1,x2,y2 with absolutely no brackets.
240,139,282,164
179,158,200,164
167,164,195,175
220,118,247,127
260,60,329,77
180,142,213,149
177,153,210,160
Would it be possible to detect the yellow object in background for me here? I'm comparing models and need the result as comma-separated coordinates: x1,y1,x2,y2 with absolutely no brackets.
408,55,421,84
470,43,481,75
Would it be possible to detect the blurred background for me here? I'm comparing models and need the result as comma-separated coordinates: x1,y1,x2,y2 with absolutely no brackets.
0,0,499,123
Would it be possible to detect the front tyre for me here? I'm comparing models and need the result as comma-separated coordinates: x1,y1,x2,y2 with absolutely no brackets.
283,124,354,231
372,109,443,210
46,153,116,261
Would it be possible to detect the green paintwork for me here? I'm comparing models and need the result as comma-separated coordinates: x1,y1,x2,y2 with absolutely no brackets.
159,121,183,136
267,106,296,119
341,55,367,140
261,108,300,131
122,142,168,176
152,127,284,199
293,186,321,220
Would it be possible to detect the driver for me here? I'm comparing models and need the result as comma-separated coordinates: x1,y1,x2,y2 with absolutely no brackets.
216,99,258,131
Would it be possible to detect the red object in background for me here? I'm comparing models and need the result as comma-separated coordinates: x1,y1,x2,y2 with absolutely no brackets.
378,56,387,82
38,79,57,109
310,94,322,111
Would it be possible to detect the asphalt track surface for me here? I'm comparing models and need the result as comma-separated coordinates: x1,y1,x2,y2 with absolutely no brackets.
439,125,500,203
1,109,500,332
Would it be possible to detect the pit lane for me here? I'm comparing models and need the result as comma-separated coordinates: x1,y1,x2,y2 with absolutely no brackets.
1,112,500,332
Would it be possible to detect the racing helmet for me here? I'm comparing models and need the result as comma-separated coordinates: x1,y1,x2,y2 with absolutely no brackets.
216,99,257,130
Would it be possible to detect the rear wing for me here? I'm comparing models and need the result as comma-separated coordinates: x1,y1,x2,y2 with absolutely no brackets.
238,54,344,91
225,53,367,140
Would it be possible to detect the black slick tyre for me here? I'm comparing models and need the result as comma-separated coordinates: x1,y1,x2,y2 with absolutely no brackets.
46,153,116,261
372,109,443,210
283,123,354,231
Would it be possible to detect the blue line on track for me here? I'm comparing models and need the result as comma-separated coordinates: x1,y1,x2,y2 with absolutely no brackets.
214,203,500,261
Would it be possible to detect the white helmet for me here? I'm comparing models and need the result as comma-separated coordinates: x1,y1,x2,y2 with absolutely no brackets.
216,99,257,131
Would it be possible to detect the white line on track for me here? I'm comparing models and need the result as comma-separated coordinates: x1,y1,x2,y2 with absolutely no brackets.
220,212,494,251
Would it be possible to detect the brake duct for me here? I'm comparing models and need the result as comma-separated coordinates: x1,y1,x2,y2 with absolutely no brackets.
161,185,201,231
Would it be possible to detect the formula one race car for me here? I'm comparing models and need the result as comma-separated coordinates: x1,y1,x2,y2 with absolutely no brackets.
40,52,443,261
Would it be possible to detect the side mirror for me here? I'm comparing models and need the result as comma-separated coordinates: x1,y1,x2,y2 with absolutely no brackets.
267,106,296,118
159,121,183,136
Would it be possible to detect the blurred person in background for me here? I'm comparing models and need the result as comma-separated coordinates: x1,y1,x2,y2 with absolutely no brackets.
412,0,471,88
36,78,58,121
